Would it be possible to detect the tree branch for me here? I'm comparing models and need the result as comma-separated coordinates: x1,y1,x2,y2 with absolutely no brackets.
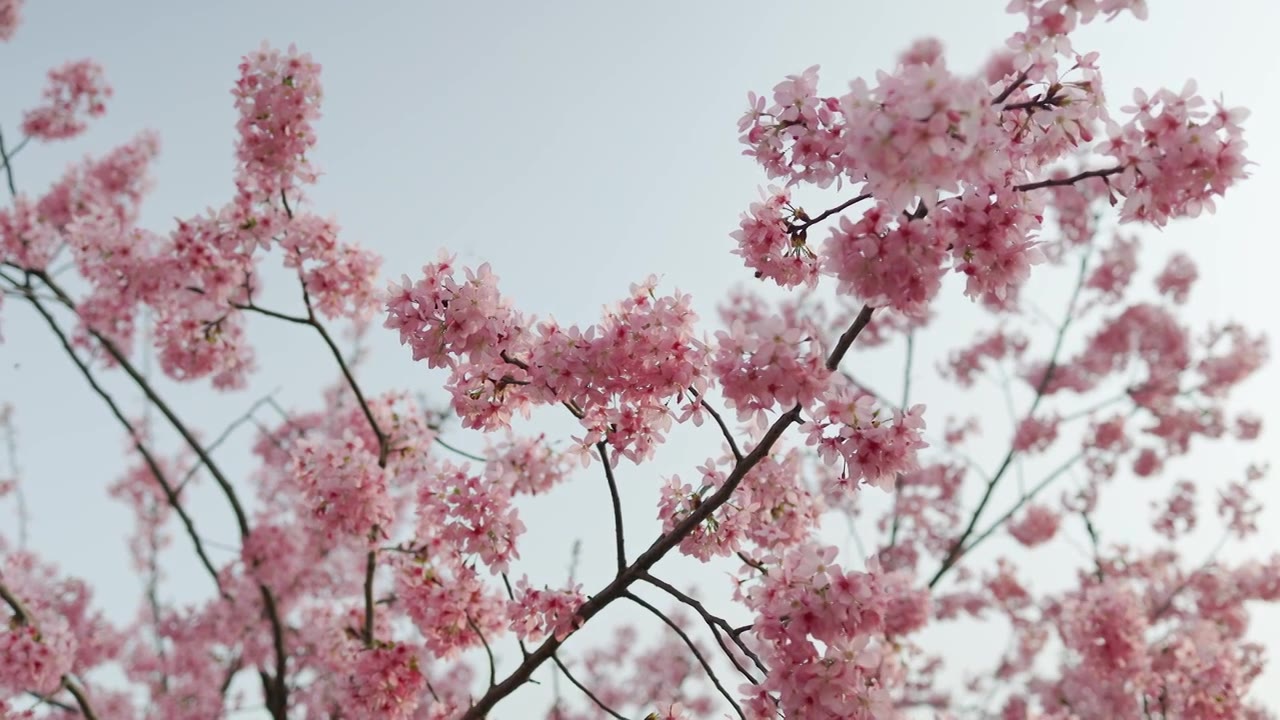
459,307,874,719
641,572,766,682
7,279,224,593
927,253,1089,588
1014,166,1123,192
596,442,628,574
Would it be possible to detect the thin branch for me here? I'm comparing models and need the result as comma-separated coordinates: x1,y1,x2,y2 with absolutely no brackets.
641,573,767,681
363,550,377,645
1081,510,1105,581
596,442,627,574
242,280,389,650
434,435,488,463
626,592,745,720
0,125,19,197
887,331,916,549
991,67,1032,106
928,253,1090,589
550,654,628,720
1,405,29,549
62,678,100,720
8,281,225,593
826,305,876,371
690,388,742,463
789,193,873,234
1014,166,1123,192
957,446,1092,560
468,615,498,689
0,577,34,623
176,392,279,492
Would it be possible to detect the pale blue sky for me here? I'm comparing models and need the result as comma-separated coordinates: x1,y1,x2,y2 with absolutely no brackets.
2,1,1278,716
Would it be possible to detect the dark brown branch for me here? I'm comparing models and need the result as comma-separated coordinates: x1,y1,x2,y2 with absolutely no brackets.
62,678,100,720
242,282,389,650
468,615,498,688
22,273,291,719
991,67,1032,106
641,572,766,681
32,271,255,536
690,388,743,463
789,193,873,234
1081,510,1105,581
596,442,628,574
1014,166,1123,192
826,305,876,372
10,282,224,592
363,550,377,645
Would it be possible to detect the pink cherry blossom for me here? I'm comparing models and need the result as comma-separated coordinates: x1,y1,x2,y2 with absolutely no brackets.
21,60,110,141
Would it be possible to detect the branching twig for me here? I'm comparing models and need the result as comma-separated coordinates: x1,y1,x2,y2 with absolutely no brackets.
625,592,745,720
458,308,875,719
642,572,766,681
789,193,873,234
6,280,225,593
928,253,1090,588
550,654,628,720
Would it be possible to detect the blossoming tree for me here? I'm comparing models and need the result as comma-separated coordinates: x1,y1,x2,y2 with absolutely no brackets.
1,0,1275,718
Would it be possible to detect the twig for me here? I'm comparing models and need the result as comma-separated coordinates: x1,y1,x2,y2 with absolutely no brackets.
887,331,915,549
689,388,742,463
63,678,101,720
625,592,745,720
1014,166,1123,192
0,125,19,197
468,615,498,688
789,193,873,234
8,280,225,593
550,654,628,720
176,393,279,492
596,442,627,574
641,573,766,681
927,252,1090,588
434,435,488,463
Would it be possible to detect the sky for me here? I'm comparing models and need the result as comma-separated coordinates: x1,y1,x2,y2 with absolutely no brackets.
2,1,1279,717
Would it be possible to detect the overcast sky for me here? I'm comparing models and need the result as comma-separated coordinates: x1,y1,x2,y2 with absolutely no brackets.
2,1,1278,716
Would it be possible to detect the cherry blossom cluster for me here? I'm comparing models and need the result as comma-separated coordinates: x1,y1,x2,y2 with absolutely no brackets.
805,386,928,492
232,43,323,201
0,0,19,41
508,577,585,642
738,546,929,718
21,59,110,141
387,258,709,462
